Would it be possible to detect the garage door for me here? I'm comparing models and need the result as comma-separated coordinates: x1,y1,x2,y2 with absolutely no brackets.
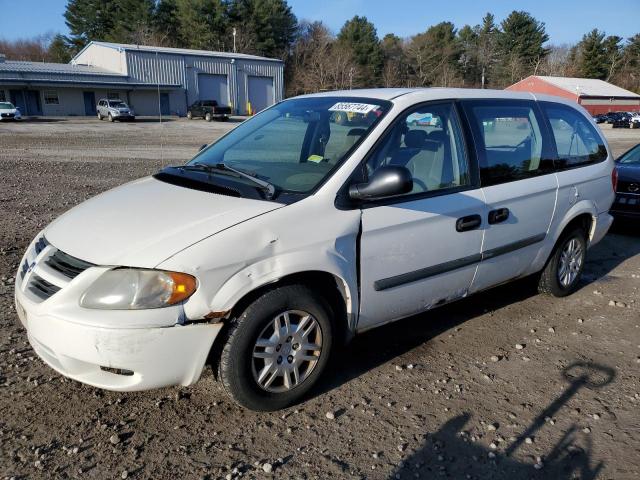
248,76,274,113
198,74,229,105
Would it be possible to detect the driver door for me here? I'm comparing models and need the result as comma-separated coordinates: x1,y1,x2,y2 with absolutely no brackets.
357,102,486,331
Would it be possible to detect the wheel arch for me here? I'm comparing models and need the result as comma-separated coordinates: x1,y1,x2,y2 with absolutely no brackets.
206,270,354,381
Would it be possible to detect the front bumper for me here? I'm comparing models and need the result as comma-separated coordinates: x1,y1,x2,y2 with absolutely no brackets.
14,239,221,391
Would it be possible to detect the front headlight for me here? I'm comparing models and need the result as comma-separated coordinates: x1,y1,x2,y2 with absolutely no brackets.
80,268,197,310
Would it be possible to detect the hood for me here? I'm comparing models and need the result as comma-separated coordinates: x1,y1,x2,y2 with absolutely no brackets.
44,176,283,267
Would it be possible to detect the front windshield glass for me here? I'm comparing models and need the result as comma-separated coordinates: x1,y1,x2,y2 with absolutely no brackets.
0,102,14,109
189,96,391,193
618,144,640,165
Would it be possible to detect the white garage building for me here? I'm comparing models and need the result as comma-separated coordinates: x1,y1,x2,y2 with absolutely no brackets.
0,42,284,117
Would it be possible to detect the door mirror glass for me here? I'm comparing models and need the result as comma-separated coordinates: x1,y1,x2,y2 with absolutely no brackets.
349,166,413,200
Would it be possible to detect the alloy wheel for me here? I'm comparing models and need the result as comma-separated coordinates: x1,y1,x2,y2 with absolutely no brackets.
251,310,323,393
558,237,583,288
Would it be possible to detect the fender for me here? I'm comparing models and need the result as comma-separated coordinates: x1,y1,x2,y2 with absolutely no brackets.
157,196,362,332
528,199,597,273
208,245,358,330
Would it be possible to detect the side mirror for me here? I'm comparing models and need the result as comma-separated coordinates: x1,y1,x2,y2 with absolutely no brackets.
349,165,413,201
199,144,207,152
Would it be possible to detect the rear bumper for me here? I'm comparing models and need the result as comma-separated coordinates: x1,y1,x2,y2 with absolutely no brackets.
15,286,221,391
591,212,614,246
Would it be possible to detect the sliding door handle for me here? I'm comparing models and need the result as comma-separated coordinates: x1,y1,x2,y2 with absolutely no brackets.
456,214,482,232
488,208,510,224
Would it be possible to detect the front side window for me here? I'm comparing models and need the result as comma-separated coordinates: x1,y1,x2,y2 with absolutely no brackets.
188,97,390,194
44,91,59,105
463,100,550,186
541,103,607,168
365,102,470,194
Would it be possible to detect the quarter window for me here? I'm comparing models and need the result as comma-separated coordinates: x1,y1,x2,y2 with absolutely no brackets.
541,103,607,168
44,91,59,105
365,103,470,194
464,101,551,186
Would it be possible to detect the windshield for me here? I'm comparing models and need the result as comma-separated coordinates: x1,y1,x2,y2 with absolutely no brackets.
109,101,127,108
0,102,14,109
188,96,390,194
618,144,640,165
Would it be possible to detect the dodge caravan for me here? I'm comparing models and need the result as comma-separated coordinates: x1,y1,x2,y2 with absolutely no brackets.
15,89,615,411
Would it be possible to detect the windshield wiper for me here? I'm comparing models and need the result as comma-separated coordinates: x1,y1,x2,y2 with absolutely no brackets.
180,162,277,200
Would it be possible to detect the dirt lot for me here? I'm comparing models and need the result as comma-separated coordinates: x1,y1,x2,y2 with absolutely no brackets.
0,117,639,480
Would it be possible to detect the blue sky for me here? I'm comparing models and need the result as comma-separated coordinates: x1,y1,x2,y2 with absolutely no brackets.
1,0,638,45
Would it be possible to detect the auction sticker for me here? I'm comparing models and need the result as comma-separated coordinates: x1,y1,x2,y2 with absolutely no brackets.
329,102,377,114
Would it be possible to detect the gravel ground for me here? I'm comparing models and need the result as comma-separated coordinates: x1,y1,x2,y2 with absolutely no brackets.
1,117,639,480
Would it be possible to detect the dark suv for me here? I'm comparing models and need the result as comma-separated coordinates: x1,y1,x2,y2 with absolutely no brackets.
186,100,231,121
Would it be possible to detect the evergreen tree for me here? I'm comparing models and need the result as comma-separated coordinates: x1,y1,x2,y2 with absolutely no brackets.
64,0,118,49
175,0,228,51
153,0,182,46
407,22,460,87
496,11,549,84
227,0,297,58
337,16,383,83
573,29,608,78
48,34,73,62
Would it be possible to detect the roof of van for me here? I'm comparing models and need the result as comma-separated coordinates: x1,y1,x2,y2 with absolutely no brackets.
296,88,541,101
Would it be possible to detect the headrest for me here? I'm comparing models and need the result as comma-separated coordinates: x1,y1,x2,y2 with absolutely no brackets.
343,128,367,146
427,130,448,143
346,128,367,138
404,129,427,148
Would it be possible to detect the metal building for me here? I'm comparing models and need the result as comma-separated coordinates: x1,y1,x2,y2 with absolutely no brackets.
0,42,284,117
507,75,640,115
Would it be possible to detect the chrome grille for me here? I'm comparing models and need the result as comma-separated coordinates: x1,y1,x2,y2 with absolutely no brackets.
44,249,94,280
19,237,95,303
28,274,61,301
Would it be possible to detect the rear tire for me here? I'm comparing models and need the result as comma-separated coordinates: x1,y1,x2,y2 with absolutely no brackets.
97,112,102,120
218,284,334,411
187,111,192,119
538,228,587,297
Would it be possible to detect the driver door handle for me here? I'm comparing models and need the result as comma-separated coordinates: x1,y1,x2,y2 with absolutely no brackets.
488,208,510,224
456,214,482,232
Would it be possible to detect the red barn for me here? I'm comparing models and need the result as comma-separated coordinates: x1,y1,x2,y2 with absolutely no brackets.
506,75,640,115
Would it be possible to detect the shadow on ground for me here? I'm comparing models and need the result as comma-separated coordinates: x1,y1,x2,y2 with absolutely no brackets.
315,226,638,398
388,362,615,479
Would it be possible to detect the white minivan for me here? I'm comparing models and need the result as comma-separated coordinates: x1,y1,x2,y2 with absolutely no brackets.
15,89,615,411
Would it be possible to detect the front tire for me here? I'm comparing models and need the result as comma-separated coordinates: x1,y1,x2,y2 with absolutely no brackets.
108,113,114,122
538,228,587,297
205,112,212,122
218,284,334,411
187,111,193,119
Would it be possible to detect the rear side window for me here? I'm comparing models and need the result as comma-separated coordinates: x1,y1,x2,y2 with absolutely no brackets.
463,100,552,186
541,102,607,169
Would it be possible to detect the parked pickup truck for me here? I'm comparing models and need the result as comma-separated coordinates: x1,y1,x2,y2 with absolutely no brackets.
187,100,231,121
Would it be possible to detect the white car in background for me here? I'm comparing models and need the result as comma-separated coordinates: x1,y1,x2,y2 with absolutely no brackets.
15,88,615,411
0,101,22,121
